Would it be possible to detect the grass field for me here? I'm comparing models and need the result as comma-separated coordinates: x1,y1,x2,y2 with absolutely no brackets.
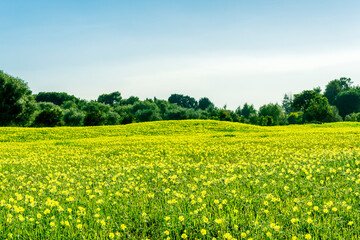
1,120,360,239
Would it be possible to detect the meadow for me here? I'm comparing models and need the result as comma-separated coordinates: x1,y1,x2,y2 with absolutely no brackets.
0,120,360,239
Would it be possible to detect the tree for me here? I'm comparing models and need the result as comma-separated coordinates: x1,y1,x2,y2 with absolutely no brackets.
121,96,139,105
324,77,352,105
97,91,122,106
335,89,360,118
239,103,256,119
165,109,189,120
345,113,359,122
84,111,105,126
282,94,293,115
304,95,333,122
168,94,198,109
0,71,36,126
287,112,303,124
248,113,258,125
292,90,320,112
63,108,84,126
34,107,63,127
105,111,120,125
218,109,232,121
121,113,135,124
258,103,285,125
198,97,213,110
258,116,274,126
35,92,79,106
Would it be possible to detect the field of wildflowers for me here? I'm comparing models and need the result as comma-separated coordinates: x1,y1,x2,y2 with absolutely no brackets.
1,120,360,239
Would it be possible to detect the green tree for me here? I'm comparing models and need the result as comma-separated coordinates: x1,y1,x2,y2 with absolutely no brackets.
258,116,274,126
0,71,36,126
198,97,213,110
239,103,256,119
84,111,105,126
168,94,198,109
120,113,135,124
34,107,63,127
105,111,120,125
335,89,360,118
345,112,359,122
304,95,333,122
121,96,140,105
282,94,293,115
292,90,320,112
258,103,285,125
324,77,352,105
97,91,122,106
287,112,303,124
63,108,84,126
248,113,258,125
35,92,79,106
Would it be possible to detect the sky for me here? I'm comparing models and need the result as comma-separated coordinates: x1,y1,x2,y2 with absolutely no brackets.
1,0,360,109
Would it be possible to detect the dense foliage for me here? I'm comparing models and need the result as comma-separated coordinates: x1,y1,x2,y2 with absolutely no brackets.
1,70,360,127
0,71,36,126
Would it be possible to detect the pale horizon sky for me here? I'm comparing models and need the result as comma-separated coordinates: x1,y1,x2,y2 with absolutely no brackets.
1,0,360,109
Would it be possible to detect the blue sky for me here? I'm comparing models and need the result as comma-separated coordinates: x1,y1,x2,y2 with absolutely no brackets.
1,0,360,109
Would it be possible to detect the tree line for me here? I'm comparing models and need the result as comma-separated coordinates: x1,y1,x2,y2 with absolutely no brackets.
1,70,359,127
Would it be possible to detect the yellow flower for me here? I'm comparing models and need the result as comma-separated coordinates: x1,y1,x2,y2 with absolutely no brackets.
179,216,185,221
76,224,83,229
109,233,115,239
201,229,207,235
18,215,25,222
120,224,126,230
291,218,299,223
215,219,223,224
241,232,247,238
223,233,232,239
305,234,312,239
164,230,170,235
50,222,55,227
100,220,106,226
181,233,187,239
348,221,354,226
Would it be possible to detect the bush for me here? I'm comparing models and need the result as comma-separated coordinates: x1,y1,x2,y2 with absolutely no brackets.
287,112,303,124
345,113,359,122
34,107,63,127
258,115,274,126
84,111,105,126
63,108,84,126
105,111,120,125
121,114,135,124
249,113,258,125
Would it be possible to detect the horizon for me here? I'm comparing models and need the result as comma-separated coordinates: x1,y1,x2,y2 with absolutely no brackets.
1,0,360,109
